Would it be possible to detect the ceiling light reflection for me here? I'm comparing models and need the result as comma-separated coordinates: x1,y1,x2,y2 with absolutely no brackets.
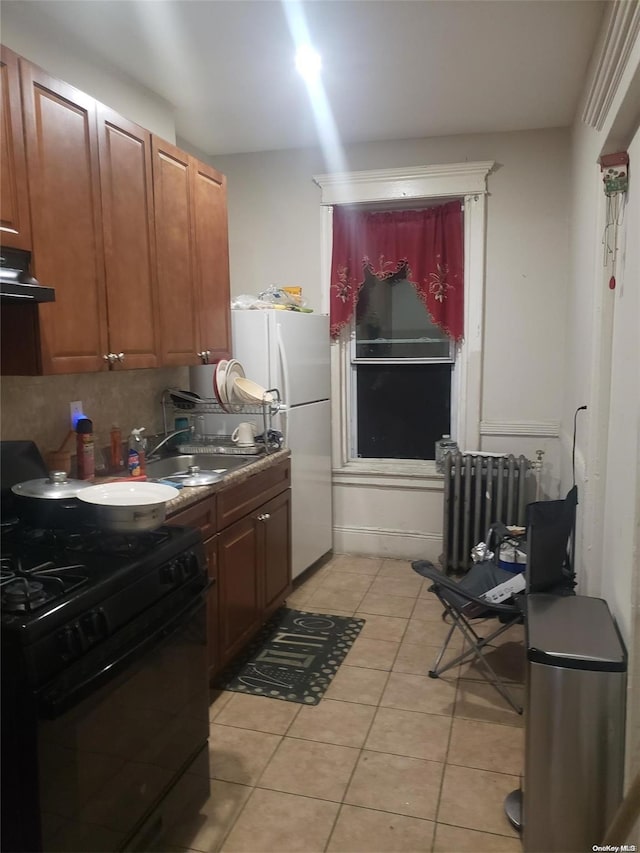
282,0,347,174
295,44,321,82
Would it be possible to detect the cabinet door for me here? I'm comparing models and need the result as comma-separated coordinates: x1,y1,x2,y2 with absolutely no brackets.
260,489,292,617
20,60,108,374
191,158,231,363
0,46,31,250
218,513,262,666
97,105,159,370
152,136,199,367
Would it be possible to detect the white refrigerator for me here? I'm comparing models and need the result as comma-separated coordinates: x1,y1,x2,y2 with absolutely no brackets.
189,310,332,579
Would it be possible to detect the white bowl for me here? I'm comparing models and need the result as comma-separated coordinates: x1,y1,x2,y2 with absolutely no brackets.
233,377,274,404
76,481,180,532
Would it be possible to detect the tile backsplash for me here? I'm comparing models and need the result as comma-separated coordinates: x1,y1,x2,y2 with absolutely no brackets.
1,367,189,461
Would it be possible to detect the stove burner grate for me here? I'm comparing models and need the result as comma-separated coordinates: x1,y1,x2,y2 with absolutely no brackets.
61,528,172,556
0,558,88,613
12,526,172,557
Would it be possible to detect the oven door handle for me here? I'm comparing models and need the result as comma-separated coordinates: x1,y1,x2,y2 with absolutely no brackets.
38,591,207,719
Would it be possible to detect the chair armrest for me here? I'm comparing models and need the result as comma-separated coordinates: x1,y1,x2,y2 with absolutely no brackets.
412,560,520,615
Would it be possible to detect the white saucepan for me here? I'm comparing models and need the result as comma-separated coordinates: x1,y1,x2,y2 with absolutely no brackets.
77,482,179,533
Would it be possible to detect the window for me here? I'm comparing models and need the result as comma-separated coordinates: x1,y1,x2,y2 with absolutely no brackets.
352,272,455,459
314,162,493,474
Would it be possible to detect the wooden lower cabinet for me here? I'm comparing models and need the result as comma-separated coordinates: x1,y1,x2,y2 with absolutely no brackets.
218,489,292,668
261,490,292,619
168,458,292,681
218,513,262,665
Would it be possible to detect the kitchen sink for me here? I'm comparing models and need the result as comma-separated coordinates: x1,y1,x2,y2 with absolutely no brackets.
146,453,258,480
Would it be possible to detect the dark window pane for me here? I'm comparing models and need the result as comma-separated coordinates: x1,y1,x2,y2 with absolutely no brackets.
355,277,451,359
356,363,452,459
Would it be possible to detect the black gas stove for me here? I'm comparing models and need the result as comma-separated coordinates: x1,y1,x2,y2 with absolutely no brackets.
1,521,207,683
1,514,210,852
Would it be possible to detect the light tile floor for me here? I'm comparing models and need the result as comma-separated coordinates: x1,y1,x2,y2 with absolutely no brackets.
163,554,525,853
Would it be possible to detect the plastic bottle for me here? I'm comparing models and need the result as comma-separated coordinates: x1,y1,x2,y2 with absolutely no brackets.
172,416,190,448
127,427,147,477
435,434,459,473
110,425,123,472
76,418,95,480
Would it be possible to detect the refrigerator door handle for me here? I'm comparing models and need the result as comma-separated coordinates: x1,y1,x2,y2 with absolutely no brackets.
276,322,290,446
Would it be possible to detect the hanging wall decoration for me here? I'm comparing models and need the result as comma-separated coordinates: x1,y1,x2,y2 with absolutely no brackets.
600,151,629,290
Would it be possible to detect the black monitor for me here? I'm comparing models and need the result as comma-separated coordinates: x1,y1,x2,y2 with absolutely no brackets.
525,486,578,594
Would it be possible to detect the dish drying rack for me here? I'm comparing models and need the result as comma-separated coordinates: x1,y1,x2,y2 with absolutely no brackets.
161,388,284,455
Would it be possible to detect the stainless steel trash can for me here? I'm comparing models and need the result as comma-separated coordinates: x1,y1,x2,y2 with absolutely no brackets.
523,594,627,852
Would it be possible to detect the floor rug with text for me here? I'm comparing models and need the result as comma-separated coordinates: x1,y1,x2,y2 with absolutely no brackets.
215,607,365,705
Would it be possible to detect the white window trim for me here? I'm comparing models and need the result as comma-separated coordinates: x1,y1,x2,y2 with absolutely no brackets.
313,162,494,478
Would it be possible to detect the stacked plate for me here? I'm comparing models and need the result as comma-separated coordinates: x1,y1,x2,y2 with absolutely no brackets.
213,360,274,410
213,359,245,412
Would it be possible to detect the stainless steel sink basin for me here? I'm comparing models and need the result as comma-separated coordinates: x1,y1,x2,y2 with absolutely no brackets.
146,454,257,480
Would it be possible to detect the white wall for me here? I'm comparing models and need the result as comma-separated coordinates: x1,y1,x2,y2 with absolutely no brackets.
1,11,176,141
564,5,640,785
213,129,571,446
212,128,571,556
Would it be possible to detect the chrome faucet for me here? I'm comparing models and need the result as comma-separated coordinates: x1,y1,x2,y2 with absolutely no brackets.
146,426,194,460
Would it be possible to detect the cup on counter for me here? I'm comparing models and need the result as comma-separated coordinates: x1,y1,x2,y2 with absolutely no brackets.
231,422,257,447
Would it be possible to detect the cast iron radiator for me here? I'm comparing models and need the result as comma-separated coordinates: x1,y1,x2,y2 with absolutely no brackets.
442,452,533,573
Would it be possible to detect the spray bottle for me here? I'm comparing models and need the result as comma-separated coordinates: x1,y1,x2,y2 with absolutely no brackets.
127,427,147,477
76,418,95,480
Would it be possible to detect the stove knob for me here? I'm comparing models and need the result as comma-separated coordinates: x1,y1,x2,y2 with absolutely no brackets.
81,608,109,641
58,623,87,658
186,551,201,576
162,560,179,584
58,626,76,658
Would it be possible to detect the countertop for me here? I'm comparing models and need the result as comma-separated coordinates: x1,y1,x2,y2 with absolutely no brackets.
164,448,290,516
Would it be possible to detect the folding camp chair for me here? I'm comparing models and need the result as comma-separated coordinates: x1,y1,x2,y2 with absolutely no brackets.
412,558,524,713
412,486,579,714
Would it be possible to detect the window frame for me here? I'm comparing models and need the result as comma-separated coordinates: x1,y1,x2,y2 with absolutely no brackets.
314,162,494,476
350,277,456,460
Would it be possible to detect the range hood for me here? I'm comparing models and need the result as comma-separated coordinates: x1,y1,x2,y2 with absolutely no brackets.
0,248,55,303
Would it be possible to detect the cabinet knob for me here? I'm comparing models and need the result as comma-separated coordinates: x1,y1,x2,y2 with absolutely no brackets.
257,513,271,522
197,351,209,364
103,352,116,363
116,352,125,362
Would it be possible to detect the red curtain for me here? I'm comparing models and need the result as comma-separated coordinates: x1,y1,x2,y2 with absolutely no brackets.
329,201,464,341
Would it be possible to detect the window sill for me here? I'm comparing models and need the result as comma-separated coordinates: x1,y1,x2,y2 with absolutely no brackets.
332,459,444,490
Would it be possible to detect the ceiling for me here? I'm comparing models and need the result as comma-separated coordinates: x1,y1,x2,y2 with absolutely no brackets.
2,0,605,156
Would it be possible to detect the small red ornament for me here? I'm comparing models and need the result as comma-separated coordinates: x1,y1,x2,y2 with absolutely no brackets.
609,275,616,290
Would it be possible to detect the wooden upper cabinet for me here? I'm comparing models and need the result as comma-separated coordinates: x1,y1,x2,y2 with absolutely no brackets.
97,105,159,370
152,136,199,367
0,46,31,250
191,159,231,362
1,47,231,375
20,60,108,374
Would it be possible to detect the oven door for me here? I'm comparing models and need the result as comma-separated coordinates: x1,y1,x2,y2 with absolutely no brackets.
36,592,209,853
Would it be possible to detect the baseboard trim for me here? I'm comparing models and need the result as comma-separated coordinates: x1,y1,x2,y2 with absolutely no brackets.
333,525,441,561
